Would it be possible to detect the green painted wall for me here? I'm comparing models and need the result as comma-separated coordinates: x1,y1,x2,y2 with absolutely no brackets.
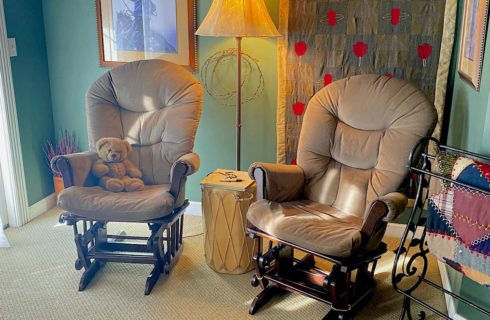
42,0,279,201
188,0,279,198
446,0,490,318
4,0,55,206
42,0,105,150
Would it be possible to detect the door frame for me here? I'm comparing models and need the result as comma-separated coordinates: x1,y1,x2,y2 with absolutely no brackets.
0,1,29,227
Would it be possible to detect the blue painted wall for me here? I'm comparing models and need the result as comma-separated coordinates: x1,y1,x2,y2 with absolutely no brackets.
42,0,279,201
3,0,55,206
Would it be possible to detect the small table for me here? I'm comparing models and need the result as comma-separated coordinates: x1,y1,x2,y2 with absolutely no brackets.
200,169,257,274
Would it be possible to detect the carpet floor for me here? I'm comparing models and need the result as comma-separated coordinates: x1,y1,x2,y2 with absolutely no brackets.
0,208,446,320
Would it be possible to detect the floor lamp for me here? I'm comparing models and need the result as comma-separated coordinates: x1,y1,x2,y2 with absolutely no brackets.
196,0,280,171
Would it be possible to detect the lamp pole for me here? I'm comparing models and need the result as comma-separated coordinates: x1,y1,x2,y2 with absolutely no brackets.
195,0,280,171
236,36,242,171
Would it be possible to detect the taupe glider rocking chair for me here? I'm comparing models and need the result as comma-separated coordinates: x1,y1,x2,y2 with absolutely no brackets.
53,60,203,295
246,75,436,319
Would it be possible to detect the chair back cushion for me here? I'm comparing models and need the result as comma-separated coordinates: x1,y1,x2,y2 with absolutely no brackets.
86,60,203,185
297,75,436,219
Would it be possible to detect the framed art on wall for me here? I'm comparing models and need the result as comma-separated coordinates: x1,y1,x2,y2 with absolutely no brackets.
96,0,196,70
458,0,489,91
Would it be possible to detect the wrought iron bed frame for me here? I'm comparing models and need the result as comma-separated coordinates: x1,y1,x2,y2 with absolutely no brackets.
392,137,490,320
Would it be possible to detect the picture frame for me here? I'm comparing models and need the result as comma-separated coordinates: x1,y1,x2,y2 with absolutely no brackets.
458,0,489,91
96,0,196,70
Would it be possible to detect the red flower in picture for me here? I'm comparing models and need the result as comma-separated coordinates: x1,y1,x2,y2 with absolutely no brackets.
418,43,432,67
295,41,308,57
327,10,337,26
324,74,333,86
391,8,401,25
292,102,305,116
353,41,368,66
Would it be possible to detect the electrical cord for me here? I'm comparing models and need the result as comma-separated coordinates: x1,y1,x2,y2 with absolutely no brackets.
183,232,203,239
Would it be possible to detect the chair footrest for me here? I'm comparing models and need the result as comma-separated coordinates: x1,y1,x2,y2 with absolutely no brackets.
87,247,157,264
97,242,151,253
265,274,332,305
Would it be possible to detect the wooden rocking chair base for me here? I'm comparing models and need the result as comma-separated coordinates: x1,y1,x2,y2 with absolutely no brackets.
60,201,187,295
247,227,386,320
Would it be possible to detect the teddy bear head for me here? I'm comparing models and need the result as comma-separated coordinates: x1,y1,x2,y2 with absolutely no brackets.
95,137,132,163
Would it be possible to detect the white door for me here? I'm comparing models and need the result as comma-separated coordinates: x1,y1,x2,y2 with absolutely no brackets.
0,0,30,227
0,162,8,228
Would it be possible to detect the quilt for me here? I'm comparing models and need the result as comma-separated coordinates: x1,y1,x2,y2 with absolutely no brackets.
427,153,490,286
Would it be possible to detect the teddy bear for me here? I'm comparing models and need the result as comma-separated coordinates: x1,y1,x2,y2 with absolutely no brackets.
92,137,144,192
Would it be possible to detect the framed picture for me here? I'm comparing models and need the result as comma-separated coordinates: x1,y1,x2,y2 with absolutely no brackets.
96,0,196,70
458,0,489,91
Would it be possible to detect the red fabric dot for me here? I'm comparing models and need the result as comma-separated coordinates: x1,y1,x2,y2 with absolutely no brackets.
385,73,393,78
391,8,401,25
418,43,433,60
327,10,337,26
292,102,305,116
291,159,297,165
324,74,333,86
295,41,308,57
353,41,368,58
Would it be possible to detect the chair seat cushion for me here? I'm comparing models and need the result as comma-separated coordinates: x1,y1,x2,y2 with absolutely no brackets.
247,199,363,257
58,184,175,222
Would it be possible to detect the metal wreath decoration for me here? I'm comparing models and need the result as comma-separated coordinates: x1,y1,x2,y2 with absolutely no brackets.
200,48,265,107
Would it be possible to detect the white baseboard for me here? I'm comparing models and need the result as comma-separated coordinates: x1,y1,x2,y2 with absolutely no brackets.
0,228,10,247
438,262,467,320
184,201,202,216
28,193,56,222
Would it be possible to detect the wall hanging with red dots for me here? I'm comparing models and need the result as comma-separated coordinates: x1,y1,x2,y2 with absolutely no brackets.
276,0,457,165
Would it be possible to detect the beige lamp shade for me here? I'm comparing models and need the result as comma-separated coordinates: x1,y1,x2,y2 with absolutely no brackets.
195,0,280,37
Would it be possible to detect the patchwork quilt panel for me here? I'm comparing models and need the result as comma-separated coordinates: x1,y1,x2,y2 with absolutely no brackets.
427,154,490,285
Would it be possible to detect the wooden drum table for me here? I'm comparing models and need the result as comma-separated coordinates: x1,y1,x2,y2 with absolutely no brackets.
200,169,257,274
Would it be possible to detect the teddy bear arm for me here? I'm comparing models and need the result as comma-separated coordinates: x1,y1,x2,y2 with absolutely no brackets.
123,159,142,178
93,160,110,177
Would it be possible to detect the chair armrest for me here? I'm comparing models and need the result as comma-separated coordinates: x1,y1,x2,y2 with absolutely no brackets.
248,162,305,202
378,192,408,222
361,192,408,236
51,152,100,188
171,152,200,178
169,153,200,200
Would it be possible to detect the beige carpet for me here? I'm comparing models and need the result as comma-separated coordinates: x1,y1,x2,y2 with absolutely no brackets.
0,208,446,320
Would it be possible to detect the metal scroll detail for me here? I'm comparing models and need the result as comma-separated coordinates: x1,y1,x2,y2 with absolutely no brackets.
391,137,490,320
392,138,435,320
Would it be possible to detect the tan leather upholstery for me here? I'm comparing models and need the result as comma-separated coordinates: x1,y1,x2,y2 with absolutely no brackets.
248,75,436,257
58,185,174,221
377,192,409,222
248,162,304,202
86,60,203,185
248,200,363,257
57,60,203,221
